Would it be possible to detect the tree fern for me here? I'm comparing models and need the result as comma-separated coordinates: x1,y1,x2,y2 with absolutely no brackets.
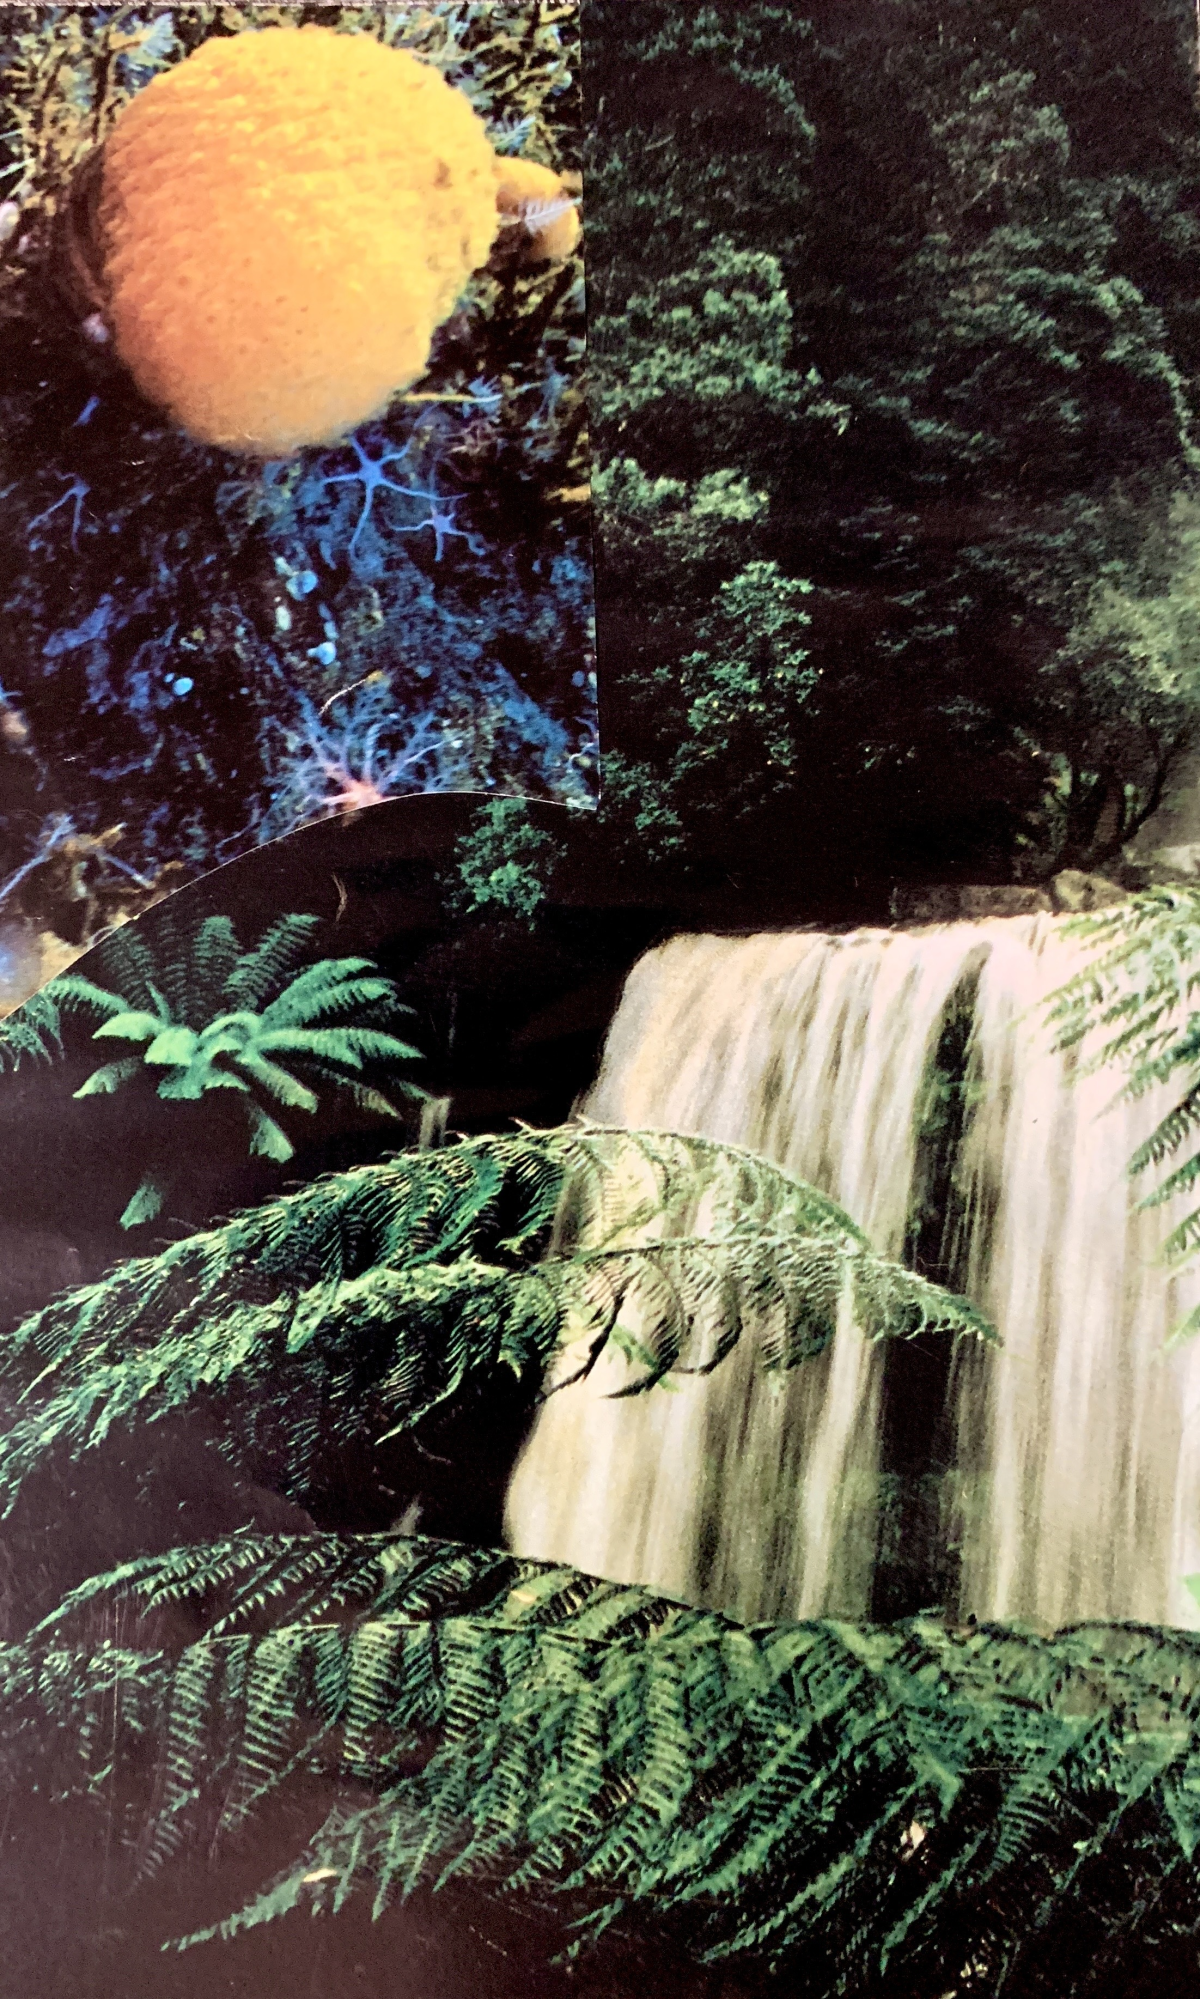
1045,885,1200,1074
10,1527,1200,1995
0,909,425,1226
1046,884,1200,1322
0,1126,992,1517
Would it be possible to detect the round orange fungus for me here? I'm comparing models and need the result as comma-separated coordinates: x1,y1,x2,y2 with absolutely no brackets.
97,26,505,455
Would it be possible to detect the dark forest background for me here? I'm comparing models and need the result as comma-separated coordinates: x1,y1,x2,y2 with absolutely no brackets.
455,0,1200,928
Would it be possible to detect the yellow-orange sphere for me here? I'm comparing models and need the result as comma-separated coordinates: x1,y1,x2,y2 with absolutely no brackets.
96,26,503,455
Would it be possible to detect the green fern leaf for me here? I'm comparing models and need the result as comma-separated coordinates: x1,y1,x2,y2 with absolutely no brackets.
224,915,323,1011
91,1008,170,1044
0,1128,991,1520
258,961,403,1027
72,1057,141,1098
1047,885,1200,1292
0,913,426,1225
120,1175,165,1229
0,987,65,1071
245,1105,296,1163
144,1025,201,1067
13,1533,1200,1990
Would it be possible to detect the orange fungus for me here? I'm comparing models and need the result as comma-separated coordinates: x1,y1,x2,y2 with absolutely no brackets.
96,26,505,455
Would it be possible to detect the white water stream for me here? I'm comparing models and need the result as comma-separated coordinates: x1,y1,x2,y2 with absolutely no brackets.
505,916,1200,1629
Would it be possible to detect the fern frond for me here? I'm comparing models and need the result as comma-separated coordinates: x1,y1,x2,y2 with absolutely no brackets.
0,986,66,1071
12,1532,1200,1992
87,923,161,1014
258,961,407,1029
120,1175,165,1230
40,974,133,1022
34,1530,529,1645
1155,1206,1200,1265
0,1128,993,1514
338,1080,411,1118
187,915,241,1012
1046,885,1200,1073
72,1056,141,1098
244,1104,295,1163
229,1048,320,1113
1046,886,1200,1287
253,1026,425,1068
144,1024,201,1067
91,1007,173,1044
1127,1081,1200,1174
223,915,323,1011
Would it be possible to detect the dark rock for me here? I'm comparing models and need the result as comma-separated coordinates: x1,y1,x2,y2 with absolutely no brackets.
889,883,1052,924
1049,869,1127,913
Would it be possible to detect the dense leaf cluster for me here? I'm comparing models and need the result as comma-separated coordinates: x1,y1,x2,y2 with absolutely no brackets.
11,1529,1200,1995
511,0,1200,916
0,1071,1194,1992
0,907,425,1225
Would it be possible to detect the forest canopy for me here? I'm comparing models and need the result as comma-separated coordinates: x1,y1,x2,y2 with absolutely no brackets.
463,0,1200,922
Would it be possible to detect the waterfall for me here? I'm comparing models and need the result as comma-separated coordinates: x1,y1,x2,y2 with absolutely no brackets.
504,915,1200,1631
950,922,1200,1628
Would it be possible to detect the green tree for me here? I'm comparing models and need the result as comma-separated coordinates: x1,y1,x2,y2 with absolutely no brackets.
474,0,1200,920
445,795,567,924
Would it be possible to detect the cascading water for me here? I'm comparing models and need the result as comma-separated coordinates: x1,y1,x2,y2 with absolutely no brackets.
504,915,1200,1631
506,922,999,1623
950,921,1200,1629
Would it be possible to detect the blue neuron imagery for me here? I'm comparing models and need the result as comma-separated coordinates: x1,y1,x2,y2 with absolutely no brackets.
0,4,595,992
